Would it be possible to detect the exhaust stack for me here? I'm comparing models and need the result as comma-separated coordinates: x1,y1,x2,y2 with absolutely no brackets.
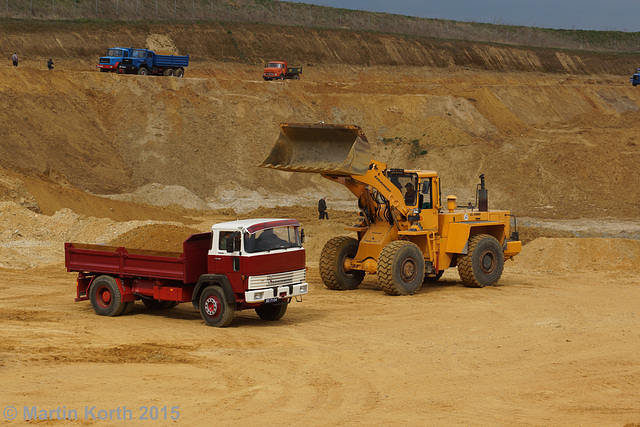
478,174,488,212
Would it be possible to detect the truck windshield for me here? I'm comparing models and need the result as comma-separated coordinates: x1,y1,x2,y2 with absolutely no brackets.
244,226,301,253
107,49,124,57
267,62,283,68
132,50,147,58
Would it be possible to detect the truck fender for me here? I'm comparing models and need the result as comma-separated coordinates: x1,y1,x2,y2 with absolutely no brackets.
192,274,235,310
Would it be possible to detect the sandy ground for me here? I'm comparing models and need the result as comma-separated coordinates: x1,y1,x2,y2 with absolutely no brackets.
0,204,639,425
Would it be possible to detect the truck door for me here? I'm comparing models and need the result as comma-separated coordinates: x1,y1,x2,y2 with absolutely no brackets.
210,231,243,294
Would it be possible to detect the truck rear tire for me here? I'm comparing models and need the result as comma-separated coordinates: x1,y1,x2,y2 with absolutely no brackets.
137,67,148,75
163,68,175,77
457,234,504,288
121,301,135,315
293,74,300,80
378,240,425,295
255,301,288,320
175,68,184,78
319,236,365,290
89,275,125,316
199,286,234,327
142,299,176,310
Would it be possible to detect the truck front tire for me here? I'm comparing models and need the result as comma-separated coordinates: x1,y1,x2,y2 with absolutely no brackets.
137,67,148,75
255,301,288,321
199,286,235,327
457,234,504,287
319,236,365,290
89,275,125,316
378,241,425,295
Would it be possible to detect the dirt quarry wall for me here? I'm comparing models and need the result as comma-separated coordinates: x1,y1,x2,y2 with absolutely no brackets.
0,20,638,74
0,20,639,221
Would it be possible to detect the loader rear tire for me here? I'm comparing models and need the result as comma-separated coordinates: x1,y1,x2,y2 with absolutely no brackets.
89,275,125,316
255,301,288,321
319,236,365,290
378,241,425,295
457,234,504,288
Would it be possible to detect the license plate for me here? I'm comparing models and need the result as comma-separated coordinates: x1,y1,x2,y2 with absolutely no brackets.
264,298,278,304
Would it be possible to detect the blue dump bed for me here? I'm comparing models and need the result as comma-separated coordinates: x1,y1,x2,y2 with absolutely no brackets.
155,54,189,68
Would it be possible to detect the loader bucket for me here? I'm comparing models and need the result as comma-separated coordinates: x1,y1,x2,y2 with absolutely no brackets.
258,123,372,176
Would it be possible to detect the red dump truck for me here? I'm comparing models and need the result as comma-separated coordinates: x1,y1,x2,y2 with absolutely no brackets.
65,219,308,327
263,60,302,80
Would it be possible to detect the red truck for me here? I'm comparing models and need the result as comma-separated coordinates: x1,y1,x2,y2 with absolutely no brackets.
65,218,308,327
263,61,302,81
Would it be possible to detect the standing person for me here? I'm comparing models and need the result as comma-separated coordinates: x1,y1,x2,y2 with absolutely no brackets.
47,58,54,70
318,196,328,220
11,52,18,67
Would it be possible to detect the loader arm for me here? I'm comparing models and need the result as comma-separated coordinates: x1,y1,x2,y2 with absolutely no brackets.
322,159,410,218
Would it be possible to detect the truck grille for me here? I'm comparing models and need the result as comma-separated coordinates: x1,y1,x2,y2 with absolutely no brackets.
99,58,109,64
247,269,306,290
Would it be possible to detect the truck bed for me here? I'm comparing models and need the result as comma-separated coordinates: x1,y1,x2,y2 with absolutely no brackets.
155,54,189,68
65,232,211,283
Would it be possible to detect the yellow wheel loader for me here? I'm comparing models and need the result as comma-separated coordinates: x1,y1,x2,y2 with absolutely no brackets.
259,123,522,295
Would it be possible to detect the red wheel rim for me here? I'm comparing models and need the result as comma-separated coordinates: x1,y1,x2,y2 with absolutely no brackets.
204,295,221,319
95,286,112,308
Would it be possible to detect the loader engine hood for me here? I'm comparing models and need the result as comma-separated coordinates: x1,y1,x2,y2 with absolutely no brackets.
258,123,373,176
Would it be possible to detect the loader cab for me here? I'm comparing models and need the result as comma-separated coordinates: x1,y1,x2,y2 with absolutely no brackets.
387,171,419,207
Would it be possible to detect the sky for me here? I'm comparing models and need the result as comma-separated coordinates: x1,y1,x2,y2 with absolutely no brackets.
293,0,640,32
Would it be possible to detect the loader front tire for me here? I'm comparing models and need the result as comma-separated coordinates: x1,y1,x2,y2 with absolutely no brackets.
378,241,425,295
320,236,365,290
89,275,125,316
457,234,504,288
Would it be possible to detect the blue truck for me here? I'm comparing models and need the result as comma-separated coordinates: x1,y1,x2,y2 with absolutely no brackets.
118,48,189,77
631,68,640,86
97,47,133,73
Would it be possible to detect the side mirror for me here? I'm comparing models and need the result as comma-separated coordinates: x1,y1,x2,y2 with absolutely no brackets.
226,231,240,253
300,229,305,244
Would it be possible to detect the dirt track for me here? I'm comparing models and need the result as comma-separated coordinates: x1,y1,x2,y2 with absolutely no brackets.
0,21,640,425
